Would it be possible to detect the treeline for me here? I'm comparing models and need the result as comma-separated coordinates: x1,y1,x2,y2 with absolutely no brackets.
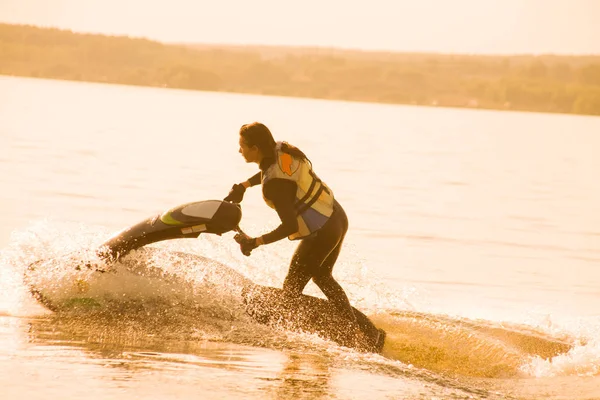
1,23,599,116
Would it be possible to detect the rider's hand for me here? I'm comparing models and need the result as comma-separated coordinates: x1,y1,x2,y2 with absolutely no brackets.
223,183,246,203
234,233,259,256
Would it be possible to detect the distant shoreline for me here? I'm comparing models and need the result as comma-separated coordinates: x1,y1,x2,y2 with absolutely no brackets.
2,73,591,119
2,23,599,116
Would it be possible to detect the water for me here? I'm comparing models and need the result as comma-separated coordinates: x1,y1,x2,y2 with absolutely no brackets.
1,75,600,399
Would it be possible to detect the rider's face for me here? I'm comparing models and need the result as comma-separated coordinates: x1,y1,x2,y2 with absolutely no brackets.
239,136,260,163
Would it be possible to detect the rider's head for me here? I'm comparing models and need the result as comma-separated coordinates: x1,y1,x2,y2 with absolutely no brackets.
238,122,276,163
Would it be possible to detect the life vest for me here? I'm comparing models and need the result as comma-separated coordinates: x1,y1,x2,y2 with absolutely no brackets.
262,142,335,240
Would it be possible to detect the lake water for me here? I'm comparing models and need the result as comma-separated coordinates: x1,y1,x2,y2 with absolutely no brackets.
1,75,599,399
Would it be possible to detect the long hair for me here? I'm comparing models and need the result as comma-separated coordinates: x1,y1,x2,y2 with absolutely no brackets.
239,122,310,162
279,141,309,163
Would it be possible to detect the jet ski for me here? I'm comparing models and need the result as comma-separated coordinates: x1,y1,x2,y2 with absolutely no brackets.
96,199,243,262
26,199,386,353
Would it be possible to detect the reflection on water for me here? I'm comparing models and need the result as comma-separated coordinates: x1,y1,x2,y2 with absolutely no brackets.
270,353,332,400
20,314,305,399
4,315,439,400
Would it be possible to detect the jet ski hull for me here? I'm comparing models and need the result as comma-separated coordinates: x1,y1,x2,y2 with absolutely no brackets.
242,284,386,353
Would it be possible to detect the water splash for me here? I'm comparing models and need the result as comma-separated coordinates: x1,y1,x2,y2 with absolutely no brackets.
520,317,600,377
3,218,599,382
1,218,107,316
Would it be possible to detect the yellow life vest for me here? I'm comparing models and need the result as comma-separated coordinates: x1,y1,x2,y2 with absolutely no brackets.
262,142,335,240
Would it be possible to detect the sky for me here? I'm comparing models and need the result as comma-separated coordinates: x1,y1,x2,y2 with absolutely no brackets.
1,0,599,55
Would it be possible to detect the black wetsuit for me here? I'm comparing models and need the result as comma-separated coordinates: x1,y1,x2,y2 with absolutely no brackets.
247,157,357,323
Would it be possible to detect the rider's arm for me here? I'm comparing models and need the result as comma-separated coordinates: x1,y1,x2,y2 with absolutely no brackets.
258,179,298,245
242,172,262,188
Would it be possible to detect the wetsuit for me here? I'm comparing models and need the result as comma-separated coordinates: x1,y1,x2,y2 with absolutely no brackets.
247,157,357,323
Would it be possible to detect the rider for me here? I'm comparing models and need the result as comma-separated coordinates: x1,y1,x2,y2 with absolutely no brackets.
224,122,358,325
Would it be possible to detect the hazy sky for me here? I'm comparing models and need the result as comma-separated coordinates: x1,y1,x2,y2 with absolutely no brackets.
1,0,598,54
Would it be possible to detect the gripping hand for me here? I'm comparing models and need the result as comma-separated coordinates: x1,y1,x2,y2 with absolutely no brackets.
224,183,246,203
234,233,258,256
